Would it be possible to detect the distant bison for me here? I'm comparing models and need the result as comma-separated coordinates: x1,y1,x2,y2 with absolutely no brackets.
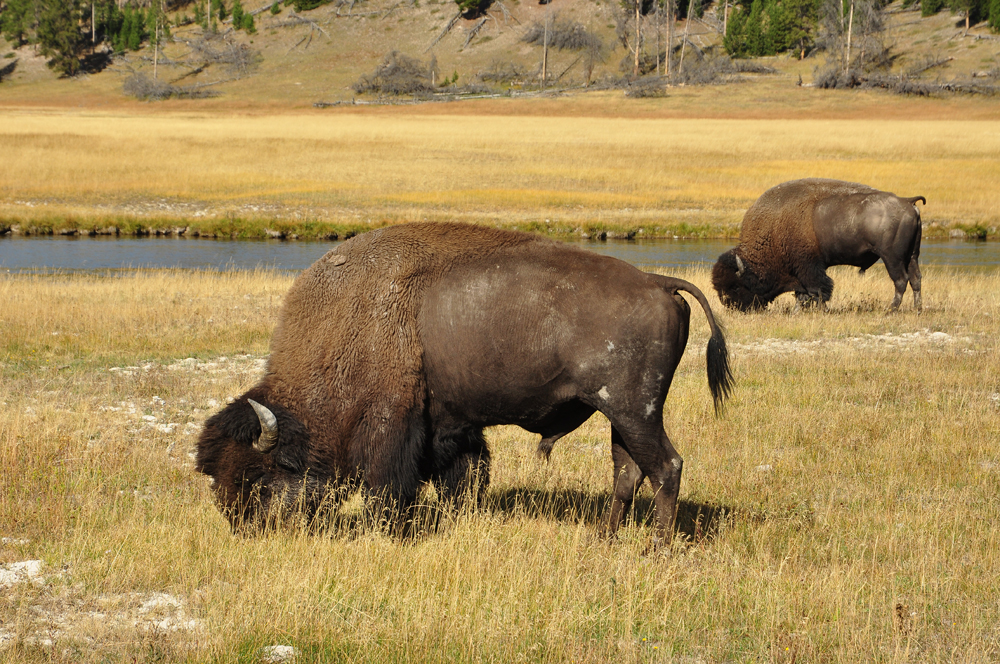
196,223,732,544
712,179,926,312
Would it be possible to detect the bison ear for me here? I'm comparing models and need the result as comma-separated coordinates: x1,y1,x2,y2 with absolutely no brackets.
247,399,279,454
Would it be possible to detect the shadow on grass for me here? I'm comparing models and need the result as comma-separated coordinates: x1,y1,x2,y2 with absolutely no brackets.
246,486,736,545
0,58,17,83
483,486,733,543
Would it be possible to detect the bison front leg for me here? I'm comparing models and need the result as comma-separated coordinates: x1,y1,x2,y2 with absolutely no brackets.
433,448,491,510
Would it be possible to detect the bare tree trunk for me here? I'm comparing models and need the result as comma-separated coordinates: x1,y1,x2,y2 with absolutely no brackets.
541,13,549,87
633,0,641,76
678,0,694,76
656,2,660,75
723,0,728,36
845,0,854,76
92,2,96,43
666,0,674,78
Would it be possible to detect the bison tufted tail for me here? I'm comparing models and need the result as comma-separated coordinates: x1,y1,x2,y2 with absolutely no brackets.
651,275,734,415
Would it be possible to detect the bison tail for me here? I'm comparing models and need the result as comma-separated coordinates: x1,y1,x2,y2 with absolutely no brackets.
652,275,734,415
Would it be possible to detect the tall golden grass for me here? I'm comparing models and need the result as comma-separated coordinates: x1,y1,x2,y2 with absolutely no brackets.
1,109,998,237
1,264,998,662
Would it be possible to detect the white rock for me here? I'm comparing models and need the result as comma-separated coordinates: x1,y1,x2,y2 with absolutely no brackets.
0,560,44,587
259,645,299,663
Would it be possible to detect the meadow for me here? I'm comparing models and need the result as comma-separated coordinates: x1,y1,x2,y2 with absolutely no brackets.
1,264,998,662
1,105,999,239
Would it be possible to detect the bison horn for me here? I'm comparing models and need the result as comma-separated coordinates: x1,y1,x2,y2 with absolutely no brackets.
247,399,278,454
735,254,746,278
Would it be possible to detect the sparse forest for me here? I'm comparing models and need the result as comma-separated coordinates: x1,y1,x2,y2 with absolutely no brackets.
2,0,998,94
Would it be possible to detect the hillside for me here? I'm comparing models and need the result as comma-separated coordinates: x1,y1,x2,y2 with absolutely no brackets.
1,0,999,109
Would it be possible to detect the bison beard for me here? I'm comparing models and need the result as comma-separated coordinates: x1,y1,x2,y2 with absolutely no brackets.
196,222,733,545
712,179,925,312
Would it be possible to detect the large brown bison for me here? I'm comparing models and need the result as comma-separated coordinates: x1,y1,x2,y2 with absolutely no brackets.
196,222,732,544
712,179,926,312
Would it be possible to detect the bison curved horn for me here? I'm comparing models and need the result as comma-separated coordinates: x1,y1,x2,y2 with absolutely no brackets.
247,399,279,454
735,254,746,278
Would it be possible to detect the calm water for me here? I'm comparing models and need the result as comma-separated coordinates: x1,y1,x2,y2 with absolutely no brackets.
0,235,997,273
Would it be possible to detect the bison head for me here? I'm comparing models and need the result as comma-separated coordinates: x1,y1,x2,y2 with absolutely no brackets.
195,394,319,532
711,249,777,312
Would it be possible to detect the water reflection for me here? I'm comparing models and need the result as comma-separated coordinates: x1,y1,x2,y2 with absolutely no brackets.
0,234,996,273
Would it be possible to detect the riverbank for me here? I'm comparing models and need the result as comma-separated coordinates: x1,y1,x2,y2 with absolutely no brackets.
3,110,998,243
1,216,994,241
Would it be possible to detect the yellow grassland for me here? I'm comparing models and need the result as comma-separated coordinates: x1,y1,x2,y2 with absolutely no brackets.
1,107,999,237
1,265,998,662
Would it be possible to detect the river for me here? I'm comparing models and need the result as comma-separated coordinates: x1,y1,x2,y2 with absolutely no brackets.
0,235,997,273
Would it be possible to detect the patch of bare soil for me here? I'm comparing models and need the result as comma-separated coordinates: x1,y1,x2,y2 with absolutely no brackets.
731,328,977,356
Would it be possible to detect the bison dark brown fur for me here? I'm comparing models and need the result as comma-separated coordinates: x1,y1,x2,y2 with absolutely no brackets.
711,179,926,312
196,222,733,544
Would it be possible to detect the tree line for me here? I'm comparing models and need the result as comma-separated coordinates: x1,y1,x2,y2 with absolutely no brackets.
0,0,261,76
723,0,1000,59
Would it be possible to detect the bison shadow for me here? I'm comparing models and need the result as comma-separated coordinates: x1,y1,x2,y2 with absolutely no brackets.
483,487,733,543
300,487,733,544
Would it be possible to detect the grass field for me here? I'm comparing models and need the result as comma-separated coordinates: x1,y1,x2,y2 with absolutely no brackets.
2,265,998,662
1,106,999,239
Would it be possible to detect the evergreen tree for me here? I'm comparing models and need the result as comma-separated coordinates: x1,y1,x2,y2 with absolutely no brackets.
724,0,820,57
723,5,749,55
948,0,986,30
990,0,1000,30
95,0,124,45
231,0,244,28
36,0,85,76
743,0,764,54
212,0,228,21
921,0,944,16
0,0,36,47
193,1,206,28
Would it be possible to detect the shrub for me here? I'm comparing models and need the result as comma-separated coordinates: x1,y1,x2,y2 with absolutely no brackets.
353,51,436,95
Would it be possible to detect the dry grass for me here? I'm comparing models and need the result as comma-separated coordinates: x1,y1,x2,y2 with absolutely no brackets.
1,109,999,238
1,264,998,662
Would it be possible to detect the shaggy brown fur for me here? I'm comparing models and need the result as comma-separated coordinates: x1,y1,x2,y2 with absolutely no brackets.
712,179,925,311
197,222,733,543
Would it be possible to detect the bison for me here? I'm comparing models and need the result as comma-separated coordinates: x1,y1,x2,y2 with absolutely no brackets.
712,179,926,312
196,222,732,544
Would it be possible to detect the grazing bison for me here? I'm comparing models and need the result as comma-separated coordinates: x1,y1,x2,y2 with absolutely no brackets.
712,179,926,312
196,223,732,544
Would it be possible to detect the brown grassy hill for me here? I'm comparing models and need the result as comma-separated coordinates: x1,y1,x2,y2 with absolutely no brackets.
0,0,998,111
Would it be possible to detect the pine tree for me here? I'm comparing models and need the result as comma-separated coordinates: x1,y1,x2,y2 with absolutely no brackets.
921,0,944,16
723,5,749,56
231,0,244,29
36,0,85,76
0,0,36,48
990,0,1000,30
744,0,765,54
